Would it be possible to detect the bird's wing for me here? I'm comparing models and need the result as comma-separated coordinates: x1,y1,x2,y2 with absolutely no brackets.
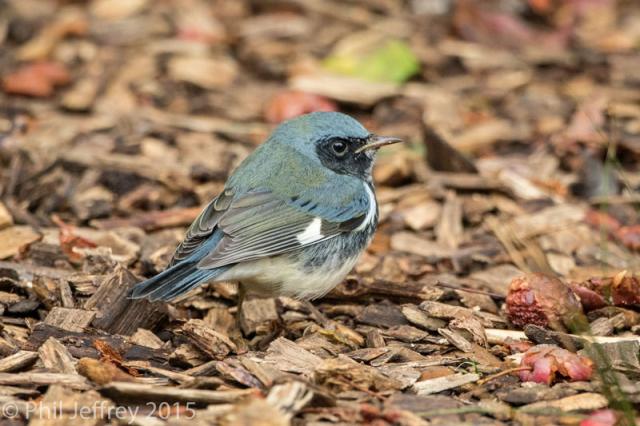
193,186,372,270
169,189,235,266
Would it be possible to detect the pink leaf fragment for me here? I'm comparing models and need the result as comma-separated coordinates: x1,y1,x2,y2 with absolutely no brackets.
616,225,640,251
519,344,593,385
2,62,71,97
580,409,620,426
264,91,337,124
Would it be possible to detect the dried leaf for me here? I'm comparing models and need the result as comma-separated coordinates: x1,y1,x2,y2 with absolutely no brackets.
0,226,41,259
519,344,593,385
52,215,97,264
579,409,621,426
77,357,135,385
168,55,238,89
315,355,403,393
615,225,640,251
574,273,640,309
2,62,71,97
324,38,419,84
264,91,337,124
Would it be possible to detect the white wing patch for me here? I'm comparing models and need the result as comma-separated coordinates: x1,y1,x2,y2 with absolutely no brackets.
355,183,376,232
296,217,324,244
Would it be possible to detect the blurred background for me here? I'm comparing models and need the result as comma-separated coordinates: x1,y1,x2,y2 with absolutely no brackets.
0,0,640,222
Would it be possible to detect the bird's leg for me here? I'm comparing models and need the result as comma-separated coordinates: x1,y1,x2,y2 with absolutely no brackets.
225,283,249,352
236,282,246,330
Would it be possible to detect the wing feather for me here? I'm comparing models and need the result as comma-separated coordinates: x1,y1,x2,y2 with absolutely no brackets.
170,184,372,270
196,189,369,269
168,189,237,265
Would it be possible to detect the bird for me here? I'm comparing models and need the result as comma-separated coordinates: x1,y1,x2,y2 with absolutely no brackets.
129,112,401,307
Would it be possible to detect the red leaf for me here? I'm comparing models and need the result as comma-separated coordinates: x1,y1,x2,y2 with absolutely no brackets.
575,273,640,309
611,273,640,307
570,283,607,311
453,0,569,50
615,225,640,251
264,91,337,124
2,62,71,97
580,409,620,426
52,215,96,263
94,340,140,377
584,210,621,234
519,344,593,385
528,0,553,13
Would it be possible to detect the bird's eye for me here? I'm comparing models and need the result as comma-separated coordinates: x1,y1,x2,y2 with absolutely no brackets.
332,140,347,156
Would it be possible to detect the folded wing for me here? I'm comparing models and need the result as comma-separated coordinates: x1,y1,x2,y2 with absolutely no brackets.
197,188,369,269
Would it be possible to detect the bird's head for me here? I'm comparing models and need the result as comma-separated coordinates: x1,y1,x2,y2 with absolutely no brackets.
270,112,402,181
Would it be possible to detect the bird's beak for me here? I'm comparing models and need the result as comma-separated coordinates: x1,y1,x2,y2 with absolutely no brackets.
355,135,403,153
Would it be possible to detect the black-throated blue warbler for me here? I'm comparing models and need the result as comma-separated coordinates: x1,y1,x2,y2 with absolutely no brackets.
130,112,401,304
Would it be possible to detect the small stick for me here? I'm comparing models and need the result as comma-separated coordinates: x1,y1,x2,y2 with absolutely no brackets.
476,366,531,385
436,281,505,299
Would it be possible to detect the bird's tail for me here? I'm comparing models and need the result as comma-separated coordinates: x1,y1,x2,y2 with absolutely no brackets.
129,261,229,302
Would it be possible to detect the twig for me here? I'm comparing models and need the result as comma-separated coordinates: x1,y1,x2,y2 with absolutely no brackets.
435,281,505,299
476,366,531,385
417,406,493,418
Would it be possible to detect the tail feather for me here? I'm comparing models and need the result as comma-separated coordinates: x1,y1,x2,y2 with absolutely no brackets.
129,261,229,302
155,269,212,301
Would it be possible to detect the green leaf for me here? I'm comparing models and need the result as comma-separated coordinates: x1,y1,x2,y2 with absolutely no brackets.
323,39,420,84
